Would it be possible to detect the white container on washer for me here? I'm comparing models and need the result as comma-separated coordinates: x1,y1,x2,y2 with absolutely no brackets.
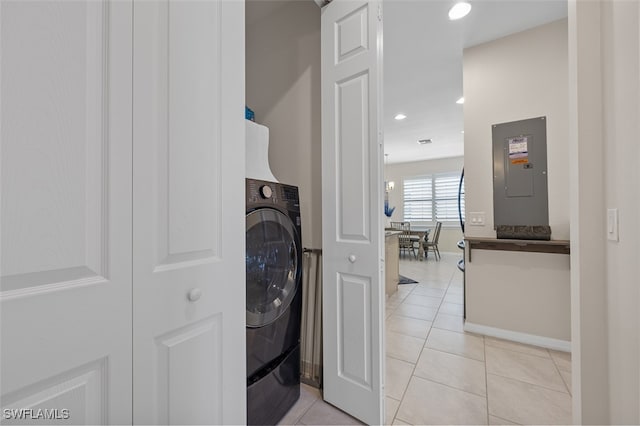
245,120,278,183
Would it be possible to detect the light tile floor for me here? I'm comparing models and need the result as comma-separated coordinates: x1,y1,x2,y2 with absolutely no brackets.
280,253,572,425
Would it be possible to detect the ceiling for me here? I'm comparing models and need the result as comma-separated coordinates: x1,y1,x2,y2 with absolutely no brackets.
383,0,567,164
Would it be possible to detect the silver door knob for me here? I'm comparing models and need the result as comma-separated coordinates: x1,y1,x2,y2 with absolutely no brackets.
187,288,202,302
348,254,357,263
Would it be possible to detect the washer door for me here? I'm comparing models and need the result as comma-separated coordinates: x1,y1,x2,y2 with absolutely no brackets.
246,208,300,328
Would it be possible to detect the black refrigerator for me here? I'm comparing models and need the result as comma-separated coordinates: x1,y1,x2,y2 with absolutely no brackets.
457,168,466,318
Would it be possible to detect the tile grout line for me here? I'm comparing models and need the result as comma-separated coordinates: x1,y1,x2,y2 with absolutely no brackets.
484,371,571,425
391,255,462,425
291,391,321,426
409,372,489,399
484,330,490,425
549,351,572,395
441,261,492,426
390,270,444,425
419,345,484,363
486,371,572,395
484,342,554,360
393,279,433,424
485,346,571,395
492,414,523,425
392,261,457,425
386,396,401,425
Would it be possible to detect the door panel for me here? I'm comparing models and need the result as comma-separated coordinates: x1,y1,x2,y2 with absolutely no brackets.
1,0,114,289
321,0,384,424
337,273,372,388
155,315,223,425
335,4,369,63
162,0,221,266
336,72,371,241
133,1,245,424
1,0,133,423
2,360,107,425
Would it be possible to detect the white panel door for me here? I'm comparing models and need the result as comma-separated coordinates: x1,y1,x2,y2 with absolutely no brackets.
132,1,246,424
1,1,133,424
321,0,384,424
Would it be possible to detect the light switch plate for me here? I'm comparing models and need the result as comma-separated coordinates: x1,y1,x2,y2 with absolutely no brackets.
607,208,619,242
469,212,485,226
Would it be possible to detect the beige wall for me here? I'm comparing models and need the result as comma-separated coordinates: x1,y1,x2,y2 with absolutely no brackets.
466,250,571,341
568,2,608,421
245,0,321,249
463,20,571,341
602,3,640,422
569,1,640,423
464,19,570,240
384,157,464,253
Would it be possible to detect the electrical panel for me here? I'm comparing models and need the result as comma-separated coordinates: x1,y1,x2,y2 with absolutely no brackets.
492,116,549,228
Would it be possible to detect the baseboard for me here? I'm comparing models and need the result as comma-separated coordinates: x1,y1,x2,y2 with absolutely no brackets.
463,321,571,352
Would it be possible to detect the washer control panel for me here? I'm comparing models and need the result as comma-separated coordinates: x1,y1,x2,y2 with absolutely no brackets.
246,178,300,211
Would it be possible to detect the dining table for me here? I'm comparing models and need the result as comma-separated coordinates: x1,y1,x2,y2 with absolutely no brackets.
386,225,431,260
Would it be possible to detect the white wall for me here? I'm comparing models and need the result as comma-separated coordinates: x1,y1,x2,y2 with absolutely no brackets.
569,0,640,423
384,157,464,253
246,0,321,249
463,20,571,342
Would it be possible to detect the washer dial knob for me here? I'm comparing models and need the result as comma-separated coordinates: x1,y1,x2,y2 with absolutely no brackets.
260,185,273,199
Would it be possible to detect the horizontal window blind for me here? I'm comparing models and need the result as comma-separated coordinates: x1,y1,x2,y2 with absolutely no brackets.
403,177,432,221
403,172,464,223
435,174,464,221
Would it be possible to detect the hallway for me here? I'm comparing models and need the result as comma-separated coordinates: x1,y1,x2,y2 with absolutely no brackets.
279,253,572,425
385,254,572,425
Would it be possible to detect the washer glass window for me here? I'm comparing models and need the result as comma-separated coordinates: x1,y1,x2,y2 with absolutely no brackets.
246,209,300,327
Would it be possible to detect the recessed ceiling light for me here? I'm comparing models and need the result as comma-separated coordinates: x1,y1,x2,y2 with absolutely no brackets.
456,97,465,104
461,130,465,134
394,113,407,120
417,139,432,145
448,2,472,20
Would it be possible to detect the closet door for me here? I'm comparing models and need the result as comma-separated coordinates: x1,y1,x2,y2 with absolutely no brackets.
132,1,246,424
321,0,385,424
1,1,133,423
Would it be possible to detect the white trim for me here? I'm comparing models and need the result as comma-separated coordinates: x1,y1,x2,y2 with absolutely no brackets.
464,321,571,352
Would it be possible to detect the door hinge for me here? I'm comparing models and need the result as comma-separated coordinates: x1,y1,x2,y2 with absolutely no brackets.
377,4,382,21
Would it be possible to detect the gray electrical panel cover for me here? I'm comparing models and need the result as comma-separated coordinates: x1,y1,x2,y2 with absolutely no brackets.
492,116,549,228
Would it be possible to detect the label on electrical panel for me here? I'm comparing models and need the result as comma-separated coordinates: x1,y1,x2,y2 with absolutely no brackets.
508,136,529,164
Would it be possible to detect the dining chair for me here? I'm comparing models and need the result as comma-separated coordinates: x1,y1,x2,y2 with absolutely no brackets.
424,221,442,261
391,222,418,259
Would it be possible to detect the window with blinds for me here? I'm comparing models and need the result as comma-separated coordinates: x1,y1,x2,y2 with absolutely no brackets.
403,173,464,223
403,177,433,221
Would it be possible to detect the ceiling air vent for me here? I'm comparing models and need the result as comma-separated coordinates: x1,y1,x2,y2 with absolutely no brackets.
417,139,432,144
